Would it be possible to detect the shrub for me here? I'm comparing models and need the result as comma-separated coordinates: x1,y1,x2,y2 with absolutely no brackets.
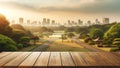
0,34,18,51
89,28,104,39
104,23,120,44
20,36,30,47
84,37,92,43
17,44,23,49
113,38,120,49
110,48,119,52
88,41,95,45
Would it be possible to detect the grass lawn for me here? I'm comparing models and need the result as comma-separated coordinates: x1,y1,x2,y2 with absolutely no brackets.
47,39,90,52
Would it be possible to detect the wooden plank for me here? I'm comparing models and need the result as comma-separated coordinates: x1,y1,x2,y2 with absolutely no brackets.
34,52,50,68
97,52,120,66
61,52,75,66
3,52,31,68
0,52,12,59
48,52,61,66
0,52,22,67
18,52,41,68
70,52,89,66
77,52,98,66
87,52,112,66
111,52,120,57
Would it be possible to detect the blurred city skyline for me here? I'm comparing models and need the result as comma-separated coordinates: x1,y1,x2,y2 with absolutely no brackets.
0,0,120,24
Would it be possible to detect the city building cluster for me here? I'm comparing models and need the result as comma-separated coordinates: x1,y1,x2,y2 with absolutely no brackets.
11,18,110,27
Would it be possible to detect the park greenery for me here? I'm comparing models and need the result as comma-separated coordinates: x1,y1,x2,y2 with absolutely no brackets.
0,14,40,51
0,13,120,52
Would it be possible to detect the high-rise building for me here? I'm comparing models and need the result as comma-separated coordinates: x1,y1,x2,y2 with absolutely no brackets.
95,19,100,24
68,20,71,25
52,20,55,25
27,20,30,24
87,20,91,26
78,19,83,25
19,18,24,24
103,18,109,24
47,19,50,24
43,18,47,24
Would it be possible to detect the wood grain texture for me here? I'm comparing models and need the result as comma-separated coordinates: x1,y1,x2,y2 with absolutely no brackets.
0,52,119,68
0,52,22,66
61,52,75,66
19,52,41,68
4,52,31,67
48,52,61,66
0,52,12,59
34,52,50,68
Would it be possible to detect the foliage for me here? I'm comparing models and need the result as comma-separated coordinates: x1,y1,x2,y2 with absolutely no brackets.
104,23,120,44
110,47,119,52
65,27,75,32
79,32,88,39
84,37,92,43
89,28,104,39
31,36,39,45
113,38,120,49
88,41,95,45
0,13,13,37
20,36,30,47
67,32,75,38
61,34,67,42
11,29,27,43
0,34,18,51
17,44,23,49
11,24,26,31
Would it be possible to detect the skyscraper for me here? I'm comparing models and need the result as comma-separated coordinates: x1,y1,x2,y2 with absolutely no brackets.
52,20,55,25
95,19,100,24
43,18,47,24
47,19,50,25
78,19,83,25
87,20,91,26
19,18,24,24
27,20,30,24
103,18,109,24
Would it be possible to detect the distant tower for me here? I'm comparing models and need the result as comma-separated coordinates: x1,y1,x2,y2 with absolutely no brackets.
27,20,30,24
19,18,24,24
78,19,83,25
87,20,91,26
68,20,71,25
43,18,47,24
52,20,55,25
103,18,109,24
95,19,100,24
47,19,50,25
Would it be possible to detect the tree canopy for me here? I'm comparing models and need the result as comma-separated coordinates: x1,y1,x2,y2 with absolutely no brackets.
89,28,104,39
0,34,18,51
104,23,120,44
0,13,12,36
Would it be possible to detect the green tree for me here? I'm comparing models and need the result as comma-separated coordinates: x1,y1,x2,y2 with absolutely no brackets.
104,23,120,44
0,13,13,37
67,33,75,38
0,34,18,52
90,28,104,39
20,36,30,47
61,34,67,42
11,30,27,43
113,38,120,50
31,36,39,45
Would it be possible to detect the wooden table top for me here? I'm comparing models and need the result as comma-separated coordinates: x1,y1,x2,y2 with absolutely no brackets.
0,52,120,68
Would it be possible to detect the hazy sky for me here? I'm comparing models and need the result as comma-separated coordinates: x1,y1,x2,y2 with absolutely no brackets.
0,0,120,24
